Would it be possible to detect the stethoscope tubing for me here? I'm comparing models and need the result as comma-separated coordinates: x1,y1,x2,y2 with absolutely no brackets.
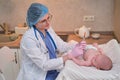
33,27,57,50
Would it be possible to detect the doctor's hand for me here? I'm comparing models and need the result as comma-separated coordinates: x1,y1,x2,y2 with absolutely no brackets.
70,40,86,57
79,40,87,49
74,40,87,50
62,54,73,63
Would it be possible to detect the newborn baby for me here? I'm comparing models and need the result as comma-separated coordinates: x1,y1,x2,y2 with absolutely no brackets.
70,41,112,70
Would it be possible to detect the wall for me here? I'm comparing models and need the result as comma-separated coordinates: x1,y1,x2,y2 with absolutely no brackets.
0,0,114,32
114,0,120,42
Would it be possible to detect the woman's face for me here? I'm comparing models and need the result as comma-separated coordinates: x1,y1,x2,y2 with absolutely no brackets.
35,13,52,31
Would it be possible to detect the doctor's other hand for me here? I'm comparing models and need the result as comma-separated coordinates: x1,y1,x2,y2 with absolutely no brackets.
62,54,73,63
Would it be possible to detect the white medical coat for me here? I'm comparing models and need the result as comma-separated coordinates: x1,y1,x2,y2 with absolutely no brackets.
16,27,76,80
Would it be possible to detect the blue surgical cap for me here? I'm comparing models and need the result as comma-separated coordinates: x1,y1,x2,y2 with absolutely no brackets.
26,3,48,28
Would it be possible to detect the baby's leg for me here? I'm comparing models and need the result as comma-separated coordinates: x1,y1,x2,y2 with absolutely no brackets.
93,43,104,54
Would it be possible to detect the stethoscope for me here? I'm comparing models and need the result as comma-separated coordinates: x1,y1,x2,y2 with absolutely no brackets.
33,26,59,54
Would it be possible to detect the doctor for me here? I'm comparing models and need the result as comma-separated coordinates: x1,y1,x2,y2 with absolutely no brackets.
17,3,77,80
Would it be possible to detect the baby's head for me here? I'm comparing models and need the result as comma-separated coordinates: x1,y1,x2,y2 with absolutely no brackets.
92,54,112,70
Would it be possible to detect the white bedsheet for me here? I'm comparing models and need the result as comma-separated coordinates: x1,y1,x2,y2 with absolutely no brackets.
56,39,120,80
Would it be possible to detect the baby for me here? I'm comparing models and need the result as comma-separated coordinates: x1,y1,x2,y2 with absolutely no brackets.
70,41,112,70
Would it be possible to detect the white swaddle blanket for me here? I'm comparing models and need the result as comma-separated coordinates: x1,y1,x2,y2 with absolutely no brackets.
0,46,15,80
56,39,120,80
0,46,15,70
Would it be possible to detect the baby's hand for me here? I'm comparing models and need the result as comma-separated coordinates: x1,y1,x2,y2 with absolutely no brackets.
93,43,98,47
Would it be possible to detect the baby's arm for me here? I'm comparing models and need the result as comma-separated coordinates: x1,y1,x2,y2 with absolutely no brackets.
72,57,91,66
